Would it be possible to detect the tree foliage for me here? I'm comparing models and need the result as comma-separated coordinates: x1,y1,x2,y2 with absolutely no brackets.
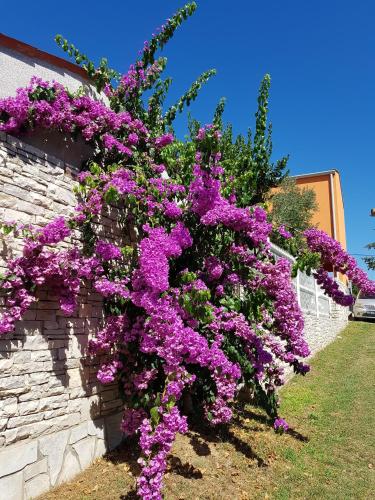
187,74,289,207
270,176,317,252
364,242,375,271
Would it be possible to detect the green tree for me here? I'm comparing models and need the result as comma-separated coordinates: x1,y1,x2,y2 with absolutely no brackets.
364,242,375,271
187,74,289,206
270,176,317,253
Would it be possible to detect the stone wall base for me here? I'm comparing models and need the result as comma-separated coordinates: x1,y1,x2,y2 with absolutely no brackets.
0,412,123,500
284,302,349,381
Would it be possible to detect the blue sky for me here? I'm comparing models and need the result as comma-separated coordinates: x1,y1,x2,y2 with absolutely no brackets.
2,0,375,275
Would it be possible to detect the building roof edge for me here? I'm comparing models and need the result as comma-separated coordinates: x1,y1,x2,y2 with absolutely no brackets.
0,33,89,80
292,169,340,179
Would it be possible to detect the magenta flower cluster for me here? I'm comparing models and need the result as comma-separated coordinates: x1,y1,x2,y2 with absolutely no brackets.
0,76,165,158
304,228,375,301
274,418,289,433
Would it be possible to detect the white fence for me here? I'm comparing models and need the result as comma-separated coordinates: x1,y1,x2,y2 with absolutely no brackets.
270,242,348,319
270,241,350,369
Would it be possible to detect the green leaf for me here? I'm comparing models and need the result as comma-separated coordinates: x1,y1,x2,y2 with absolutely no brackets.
104,186,119,204
150,406,160,426
1,225,13,236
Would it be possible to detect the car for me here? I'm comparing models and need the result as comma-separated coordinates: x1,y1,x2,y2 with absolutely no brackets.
352,291,375,320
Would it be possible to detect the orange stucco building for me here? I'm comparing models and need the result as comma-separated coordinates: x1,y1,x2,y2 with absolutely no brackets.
271,169,347,281
293,170,347,250
293,170,347,283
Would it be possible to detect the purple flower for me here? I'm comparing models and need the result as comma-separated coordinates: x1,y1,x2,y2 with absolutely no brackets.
163,200,183,219
38,217,71,245
128,132,139,145
305,228,375,299
95,240,122,261
278,225,292,239
274,418,289,433
155,133,174,148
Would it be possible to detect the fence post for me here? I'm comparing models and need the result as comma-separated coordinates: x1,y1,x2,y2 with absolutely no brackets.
296,270,301,306
314,277,320,318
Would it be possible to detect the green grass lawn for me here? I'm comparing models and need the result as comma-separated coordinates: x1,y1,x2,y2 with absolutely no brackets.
267,320,375,500
40,321,375,500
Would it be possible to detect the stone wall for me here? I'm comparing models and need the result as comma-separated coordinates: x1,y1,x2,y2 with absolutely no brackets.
0,133,133,500
303,301,349,356
271,243,349,379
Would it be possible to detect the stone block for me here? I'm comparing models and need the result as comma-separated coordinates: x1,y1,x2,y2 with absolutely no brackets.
0,375,25,391
30,350,54,362
24,457,48,481
39,428,69,486
67,368,82,388
37,301,59,310
14,174,47,194
27,372,50,385
67,387,87,400
57,448,81,485
18,400,39,416
0,397,18,418
44,320,59,330
11,199,44,216
0,440,38,477
47,374,67,389
0,358,13,371
67,398,82,414
47,339,67,349
88,418,105,439
22,334,48,350
7,412,44,429
38,394,69,412
1,182,29,200
25,473,50,499
44,408,69,419
12,361,46,376
73,436,96,469
67,336,84,359
22,309,36,321
104,412,124,450
93,438,107,459
66,359,81,369
36,310,56,321
2,428,18,445
0,470,23,500
13,351,32,364
69,422,88,444
49,412,81,432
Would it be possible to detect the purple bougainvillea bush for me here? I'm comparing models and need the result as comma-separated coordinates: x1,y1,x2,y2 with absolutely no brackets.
1,4,374,499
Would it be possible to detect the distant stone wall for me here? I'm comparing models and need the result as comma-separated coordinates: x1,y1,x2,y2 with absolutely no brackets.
271,243,349,379
0,133,134,500
303,301,349,356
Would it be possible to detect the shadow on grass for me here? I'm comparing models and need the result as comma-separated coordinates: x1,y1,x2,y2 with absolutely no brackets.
187,414,269,468
233,406,310,443
120,493,138,500
286,427,309,442
168,455,203,478
107,404,309,498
